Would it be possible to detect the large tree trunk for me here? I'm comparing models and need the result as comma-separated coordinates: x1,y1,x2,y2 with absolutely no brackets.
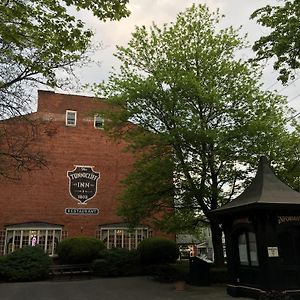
210,219,225,267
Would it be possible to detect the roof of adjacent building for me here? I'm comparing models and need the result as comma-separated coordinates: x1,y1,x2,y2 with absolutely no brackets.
213,156,300,214
176,234,202,244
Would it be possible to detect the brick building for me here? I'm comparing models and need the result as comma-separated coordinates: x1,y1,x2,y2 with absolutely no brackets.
0,90,167,256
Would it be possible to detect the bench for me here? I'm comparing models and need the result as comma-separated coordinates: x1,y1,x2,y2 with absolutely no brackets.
49,264,93,279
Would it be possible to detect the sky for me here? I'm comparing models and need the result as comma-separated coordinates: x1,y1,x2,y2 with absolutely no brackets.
63,0,300,117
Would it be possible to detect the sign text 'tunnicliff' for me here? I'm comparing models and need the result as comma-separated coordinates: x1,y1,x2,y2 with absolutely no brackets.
67,166,100,204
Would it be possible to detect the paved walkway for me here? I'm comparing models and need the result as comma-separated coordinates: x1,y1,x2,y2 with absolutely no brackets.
0,276,251,300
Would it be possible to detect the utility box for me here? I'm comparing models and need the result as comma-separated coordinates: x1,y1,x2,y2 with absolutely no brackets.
188,256,211,286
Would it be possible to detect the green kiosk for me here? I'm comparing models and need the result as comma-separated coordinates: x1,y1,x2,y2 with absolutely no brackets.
213,157,300,299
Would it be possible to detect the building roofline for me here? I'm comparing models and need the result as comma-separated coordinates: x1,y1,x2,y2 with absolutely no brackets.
213,156,300,215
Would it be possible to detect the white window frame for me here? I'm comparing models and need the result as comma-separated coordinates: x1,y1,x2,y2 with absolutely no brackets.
66,110,77,127
4,227,62,256
237,231,259,266
94,114,104,129
99,226,152,250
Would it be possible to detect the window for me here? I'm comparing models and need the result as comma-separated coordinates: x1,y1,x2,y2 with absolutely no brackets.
5,225,62,256
94,114,104,129
98,225,152,250
0,230,5,255
237,231,258,266
66,110,77,126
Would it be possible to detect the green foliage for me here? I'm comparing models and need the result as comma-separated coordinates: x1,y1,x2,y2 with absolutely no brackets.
0,246,51,281
98,4,300,266
144,261,188,282
61,0,130,21
271,125,300,192
57,237,105,264
144,264,180,282
251,0,300,83
137,237,179,265
118,147,174,227
93,248,141,277
0,0,129,118
0,0,130,178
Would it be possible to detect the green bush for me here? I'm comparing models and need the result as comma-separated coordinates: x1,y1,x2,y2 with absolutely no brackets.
137,237,179,265
93,248,141,277
0,246,51,281
144,264,177,282
57,237,105,264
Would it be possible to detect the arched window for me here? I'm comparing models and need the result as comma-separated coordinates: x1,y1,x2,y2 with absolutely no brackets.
5,223,63,256
237,231,259,266
97,223,152,250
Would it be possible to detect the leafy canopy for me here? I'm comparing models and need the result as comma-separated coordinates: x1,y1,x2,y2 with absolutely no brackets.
0,0,129,118
98,4,299,264
251,0,300,84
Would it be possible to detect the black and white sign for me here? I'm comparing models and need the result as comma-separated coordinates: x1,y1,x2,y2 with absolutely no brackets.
267,247,279,257
67,166,100,204
65,208,99,215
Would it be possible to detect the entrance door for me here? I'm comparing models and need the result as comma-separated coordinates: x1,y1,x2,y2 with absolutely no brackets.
278,226,300,288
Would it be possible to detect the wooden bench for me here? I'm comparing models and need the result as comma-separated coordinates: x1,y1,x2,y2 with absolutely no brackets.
49,264,93,279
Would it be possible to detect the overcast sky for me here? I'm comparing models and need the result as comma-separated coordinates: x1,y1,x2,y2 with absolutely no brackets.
66,0,300,116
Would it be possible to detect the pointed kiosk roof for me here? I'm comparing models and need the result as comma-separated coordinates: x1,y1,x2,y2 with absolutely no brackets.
214,157,300,214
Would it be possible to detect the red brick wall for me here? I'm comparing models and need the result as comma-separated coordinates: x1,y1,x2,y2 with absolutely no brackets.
0,91,170,239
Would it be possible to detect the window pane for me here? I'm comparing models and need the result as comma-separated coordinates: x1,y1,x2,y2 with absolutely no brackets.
137,229,143,244
238,232,249,265
38,230,46,251
22,230,29,247
94,115,104,129
123,230,130,249
66,111,76,126
108,230,115,249
143,229,148,239
14,231,21,250
130,231,136,249
248,232,259,266
116,229,123,248
101,230,108,248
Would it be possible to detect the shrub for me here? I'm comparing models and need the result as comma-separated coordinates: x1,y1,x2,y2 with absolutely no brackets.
0,246,51,281
144,264,177,282
57,237,105,264
137,237,179,265
93,248,141,277
144,263,187,283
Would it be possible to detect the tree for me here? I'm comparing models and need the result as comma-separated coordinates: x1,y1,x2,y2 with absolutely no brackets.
0,0,130,118
0,0,129,176
98,4,299,266
251,0,300,84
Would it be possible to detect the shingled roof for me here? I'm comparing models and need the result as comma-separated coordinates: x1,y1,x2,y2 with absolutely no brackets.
213,156,300,214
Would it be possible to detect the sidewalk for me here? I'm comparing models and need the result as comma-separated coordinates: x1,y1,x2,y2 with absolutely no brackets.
0,276,251,300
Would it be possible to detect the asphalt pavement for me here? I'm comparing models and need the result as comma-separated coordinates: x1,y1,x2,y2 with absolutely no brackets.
0,276,252,300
